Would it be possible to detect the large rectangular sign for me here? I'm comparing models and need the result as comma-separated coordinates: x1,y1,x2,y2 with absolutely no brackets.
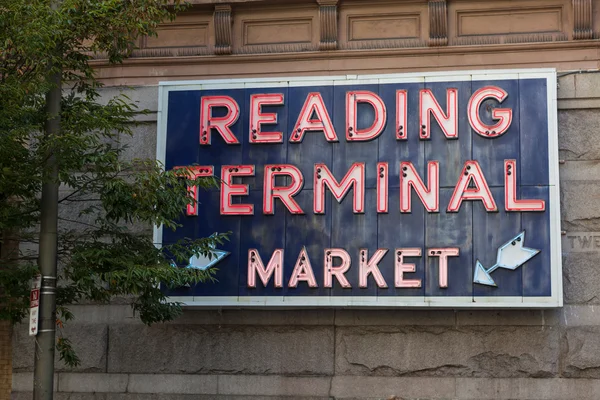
156,69,562,308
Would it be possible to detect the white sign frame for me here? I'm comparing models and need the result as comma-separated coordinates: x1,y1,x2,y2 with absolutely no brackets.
155,68,562,308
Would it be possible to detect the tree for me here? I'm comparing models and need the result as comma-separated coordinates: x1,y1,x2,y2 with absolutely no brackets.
0,0,227,372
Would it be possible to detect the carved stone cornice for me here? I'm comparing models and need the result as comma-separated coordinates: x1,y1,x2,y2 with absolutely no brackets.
214,4,232,55
428,0,448,46
92,39,600,68
91,38,600,84
318,0,338,50
573,0,593,40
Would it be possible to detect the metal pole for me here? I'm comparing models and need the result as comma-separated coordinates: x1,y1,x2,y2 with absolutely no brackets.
33,4,62,396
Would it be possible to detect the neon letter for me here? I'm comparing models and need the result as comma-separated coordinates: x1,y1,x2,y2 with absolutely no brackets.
221,165,254,215
419,88,458,139
174,166,214,216
359,249,389,288
247,249,283,288
288,247,318,288
377,162,388,213
263,164,304,215
200,96,240,145
468,86,512,138
250,93,284,143
395,248,422,288
314,163,365,214
428,248,459,288
400,161,439,213
396,90,408,140
290,93,338,143
448,161,497,212
324,248,352,288
346,91,386,141
504,159,545,211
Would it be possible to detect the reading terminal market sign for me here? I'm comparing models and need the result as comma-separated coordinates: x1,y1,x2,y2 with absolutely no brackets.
156,69,562,308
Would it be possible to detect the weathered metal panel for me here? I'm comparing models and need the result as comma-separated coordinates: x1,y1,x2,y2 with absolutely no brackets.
378,81,425,189
472,78,520,187
425,188,473,298
521,186,552,297
424,78,472,189
472,187,522,297
243,87,289,190
377,191,425,298
156,69,561,307
519,78,550,186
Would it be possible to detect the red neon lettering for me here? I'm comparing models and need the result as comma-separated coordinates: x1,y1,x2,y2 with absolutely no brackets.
346,91,387,141
314,163,365,214
174,165,214,216
396,90,408,140
377,162,388,213
250,93,284,143
324,248,352,288
288,247,317,288
468,86,512,138
448,161,497,212
428,248,459,288
400,161,439,213
290,93,338,143
220,165,254,215
200,96,240,145
504,159,545,211
247,249,283,288
359,249,389,288
263,164,304,215
419,88,458,139
395,248,422,288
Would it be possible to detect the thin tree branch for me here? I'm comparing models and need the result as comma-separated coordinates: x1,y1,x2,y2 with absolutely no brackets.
57,216,100,230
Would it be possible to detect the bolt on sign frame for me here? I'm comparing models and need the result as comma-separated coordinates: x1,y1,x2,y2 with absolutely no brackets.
155,68,562,308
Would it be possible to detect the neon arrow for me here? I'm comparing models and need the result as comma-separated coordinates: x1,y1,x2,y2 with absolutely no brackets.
187,249,229,271
473,231,540,287
170,233,230,271
187,233,230,270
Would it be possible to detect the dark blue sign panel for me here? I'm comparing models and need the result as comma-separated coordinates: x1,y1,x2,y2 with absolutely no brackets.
157,70,562,307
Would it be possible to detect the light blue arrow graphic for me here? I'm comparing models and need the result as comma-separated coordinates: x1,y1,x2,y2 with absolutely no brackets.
474,260,497,286
187,249,229,271
170,233,230,271
473,231,540,287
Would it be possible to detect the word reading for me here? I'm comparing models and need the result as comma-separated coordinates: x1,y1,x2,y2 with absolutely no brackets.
199,87,511,144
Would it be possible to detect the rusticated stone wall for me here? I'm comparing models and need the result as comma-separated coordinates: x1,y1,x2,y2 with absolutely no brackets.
10,72,600,400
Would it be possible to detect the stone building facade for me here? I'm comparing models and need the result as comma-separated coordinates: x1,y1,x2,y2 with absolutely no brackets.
9,0,600,398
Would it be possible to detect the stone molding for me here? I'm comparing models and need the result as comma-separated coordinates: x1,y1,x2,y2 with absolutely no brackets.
214,4,232,55
92,39,600,86
428,0,448,46
573,0,593,39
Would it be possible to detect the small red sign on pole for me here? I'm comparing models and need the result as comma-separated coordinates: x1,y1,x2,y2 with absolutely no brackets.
29,275,41,336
